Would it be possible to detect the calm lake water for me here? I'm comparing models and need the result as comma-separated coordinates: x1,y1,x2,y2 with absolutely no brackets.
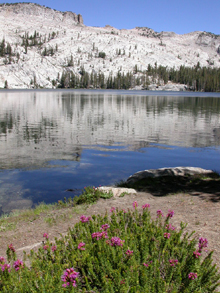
0,89,220,213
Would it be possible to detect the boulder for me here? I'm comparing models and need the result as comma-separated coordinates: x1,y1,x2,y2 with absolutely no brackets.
126,167,214,184
98,187,137,197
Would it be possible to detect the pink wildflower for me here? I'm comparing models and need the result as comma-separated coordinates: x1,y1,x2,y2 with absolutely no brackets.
164,232,171,239
61,267,79,288
142,203,150,209
8,244,15,252
169,259,178,266
43,245,49,250
110,237,124,247
80,215,90,223
132,201,138,209
52,246,57,252
198,237,208,252
126,249,133,256
43,233,48,239
165,224,176,231
0,257,5,264
122,209,127,213
1,263,10,272
92,231,108,240
143,261,152,267
78,242,85,250
157,210,164,217
13,259,24,271
193,250,201,258
166,209,174,218
101,224,110,231
188,272,198,280
110,207,116,212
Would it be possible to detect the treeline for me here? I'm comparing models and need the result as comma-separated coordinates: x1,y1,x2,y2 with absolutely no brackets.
148,63,220,92
56,63,220,92
56,69,147,90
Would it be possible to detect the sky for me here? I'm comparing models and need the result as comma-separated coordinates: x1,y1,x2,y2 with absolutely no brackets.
5,0,220,35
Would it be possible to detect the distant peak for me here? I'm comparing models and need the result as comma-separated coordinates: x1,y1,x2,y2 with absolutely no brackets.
0,2,83,25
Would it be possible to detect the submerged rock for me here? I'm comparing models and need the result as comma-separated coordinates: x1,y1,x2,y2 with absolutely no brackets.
126,167,214,184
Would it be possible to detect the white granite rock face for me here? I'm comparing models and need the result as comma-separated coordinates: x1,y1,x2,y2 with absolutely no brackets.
0,3,219,89
126,167,214,184
98,187,137,197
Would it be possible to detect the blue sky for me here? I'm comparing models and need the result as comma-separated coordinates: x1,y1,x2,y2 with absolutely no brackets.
6,0,220,35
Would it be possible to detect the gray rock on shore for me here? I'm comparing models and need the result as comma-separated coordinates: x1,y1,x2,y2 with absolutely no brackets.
126,167,214,184
98,167,214,196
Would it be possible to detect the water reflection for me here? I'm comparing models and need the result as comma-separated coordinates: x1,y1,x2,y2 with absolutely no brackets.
1,91,220,170
0,90,220,213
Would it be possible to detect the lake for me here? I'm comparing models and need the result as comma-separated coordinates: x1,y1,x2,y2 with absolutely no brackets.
0,89,220,213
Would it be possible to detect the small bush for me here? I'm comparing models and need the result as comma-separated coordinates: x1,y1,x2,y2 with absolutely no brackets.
75,186,113,205
0,203,219,292
98,51,106,59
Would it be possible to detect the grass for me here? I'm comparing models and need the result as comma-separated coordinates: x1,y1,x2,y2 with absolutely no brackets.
0,221,16,232
0,187,113,232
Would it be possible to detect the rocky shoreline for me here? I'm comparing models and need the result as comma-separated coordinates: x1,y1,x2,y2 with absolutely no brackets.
99,167,215,197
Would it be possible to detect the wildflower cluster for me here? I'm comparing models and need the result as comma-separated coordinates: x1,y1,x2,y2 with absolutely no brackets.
199,237,208,251
132,201,138,208
169,259,178,267
61,267,80,288
92,231,108,240
126,249,133,256
51,246,57,252
166,209,174,218
143,261,152,267
165,223,176,231
80,215,90,223
110,237,124,247
13,259,24,271
77,242,85,250
8,244,15,252
1,263,10,272
157,209,164,217
188,272,198,280
142,203,150,209
164,232,171,239
193,250,201,258
0,201,219,292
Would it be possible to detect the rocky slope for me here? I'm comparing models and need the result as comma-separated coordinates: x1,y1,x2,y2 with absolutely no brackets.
0,2,219,89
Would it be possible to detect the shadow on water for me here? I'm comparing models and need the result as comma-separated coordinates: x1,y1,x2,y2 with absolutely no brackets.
119,173,220,202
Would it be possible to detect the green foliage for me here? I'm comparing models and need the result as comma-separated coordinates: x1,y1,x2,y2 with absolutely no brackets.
56,64,220,91
74,186,113,205
98,51,106,59
0,205,219,292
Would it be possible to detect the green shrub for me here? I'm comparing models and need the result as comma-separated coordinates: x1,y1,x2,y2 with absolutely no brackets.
75,186,113,205
98,52,106,59
0,202,219,292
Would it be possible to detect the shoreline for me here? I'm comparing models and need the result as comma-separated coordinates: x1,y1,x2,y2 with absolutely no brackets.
0,170,219,264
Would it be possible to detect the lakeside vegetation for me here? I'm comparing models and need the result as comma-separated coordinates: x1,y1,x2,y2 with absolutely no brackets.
1,174,220,291
1,198,220,292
